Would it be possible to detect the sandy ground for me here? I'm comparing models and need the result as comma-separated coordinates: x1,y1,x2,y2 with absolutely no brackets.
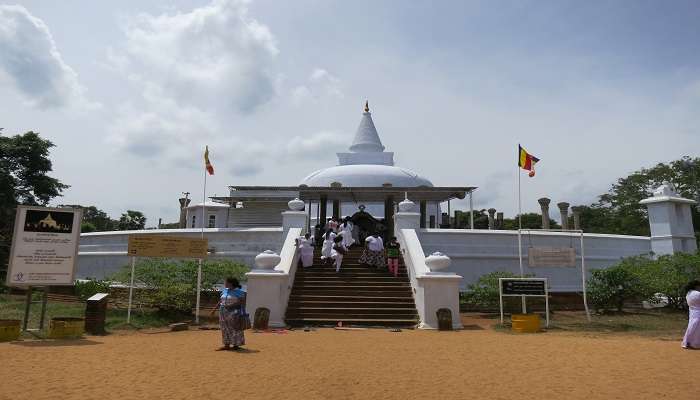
1,325,698,400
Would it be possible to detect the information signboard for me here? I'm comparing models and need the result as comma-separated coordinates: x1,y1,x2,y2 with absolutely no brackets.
6,206,83,286
500,279,546,296
127,235,208,258
498,277,550,327
528,247,576,267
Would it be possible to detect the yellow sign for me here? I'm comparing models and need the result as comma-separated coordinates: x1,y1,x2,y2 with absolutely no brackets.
127,235,208,258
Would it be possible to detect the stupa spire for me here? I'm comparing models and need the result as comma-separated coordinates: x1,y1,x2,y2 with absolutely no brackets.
349,100,385,153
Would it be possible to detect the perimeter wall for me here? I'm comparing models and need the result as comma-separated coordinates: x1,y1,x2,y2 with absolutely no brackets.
418,229,652,292
77,228,283,279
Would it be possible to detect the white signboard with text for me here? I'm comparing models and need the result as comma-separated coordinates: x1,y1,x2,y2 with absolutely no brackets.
6,206,82,286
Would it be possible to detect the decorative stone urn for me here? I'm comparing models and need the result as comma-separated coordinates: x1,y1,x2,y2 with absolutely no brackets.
424,252,451,272
254,250,281,270
398,198,415,212
287,198,305,211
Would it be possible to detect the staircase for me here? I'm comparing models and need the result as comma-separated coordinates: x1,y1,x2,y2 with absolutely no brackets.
285,246,419,327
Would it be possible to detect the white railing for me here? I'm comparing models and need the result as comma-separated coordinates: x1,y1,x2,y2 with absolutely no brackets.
397,227,463,330
274,227,303,315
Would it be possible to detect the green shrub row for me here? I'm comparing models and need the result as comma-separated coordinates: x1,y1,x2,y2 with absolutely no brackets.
588,252,700,312
77,258,250,314
461,252,700,313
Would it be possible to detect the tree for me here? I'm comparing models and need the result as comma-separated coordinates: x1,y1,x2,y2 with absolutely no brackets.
454,209,489,229
60,204,116,231
583,156,700,238
118,210,146,230
0,131,69,271
501,213,560,230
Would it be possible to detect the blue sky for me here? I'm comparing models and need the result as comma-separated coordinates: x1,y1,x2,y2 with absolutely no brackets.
1,0,698,225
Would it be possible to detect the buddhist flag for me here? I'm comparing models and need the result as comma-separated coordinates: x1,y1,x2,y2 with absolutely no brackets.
204,146,214,175
518,145,540,177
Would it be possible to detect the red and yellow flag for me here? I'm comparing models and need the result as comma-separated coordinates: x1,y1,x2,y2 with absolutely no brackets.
204,146,214,175
518,145,540,177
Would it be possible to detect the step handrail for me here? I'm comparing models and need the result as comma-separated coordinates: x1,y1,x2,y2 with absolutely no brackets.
275,227,303,319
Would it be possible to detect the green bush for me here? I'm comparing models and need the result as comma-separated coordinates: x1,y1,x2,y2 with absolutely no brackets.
588,252,700,312
74,279,111,301
588,256,650,312
461,271,524,308
109,258,249,314
635,252,700,309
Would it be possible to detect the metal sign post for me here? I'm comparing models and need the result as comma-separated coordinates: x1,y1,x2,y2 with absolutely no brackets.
125,235,208,324
517,228,590,322
499,278,550,328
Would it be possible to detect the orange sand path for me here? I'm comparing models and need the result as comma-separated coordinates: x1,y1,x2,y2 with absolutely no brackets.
1,328,698,400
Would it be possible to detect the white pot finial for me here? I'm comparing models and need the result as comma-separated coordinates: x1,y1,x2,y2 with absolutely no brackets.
255,250,281,270
398,198,415,212
288,198,305,211
425,252,451,272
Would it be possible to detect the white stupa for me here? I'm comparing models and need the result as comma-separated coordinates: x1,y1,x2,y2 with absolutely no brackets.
300,101,433,188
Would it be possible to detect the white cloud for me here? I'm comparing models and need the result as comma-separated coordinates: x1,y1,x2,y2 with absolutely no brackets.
224,131,347,177
117,0,279,114
285,131,346,158
0,5,97,110
291,67,344,106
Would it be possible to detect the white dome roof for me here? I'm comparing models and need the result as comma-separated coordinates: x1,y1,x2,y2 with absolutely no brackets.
300,164,433,187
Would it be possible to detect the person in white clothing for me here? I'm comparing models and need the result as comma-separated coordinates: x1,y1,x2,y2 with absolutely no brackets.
338,219,355,248
331,235,347,273
320,229,336,264
359,232,385,269
296,233,314,268
682,280,700,349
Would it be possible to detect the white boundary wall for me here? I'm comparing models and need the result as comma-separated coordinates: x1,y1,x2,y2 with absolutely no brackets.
77,228,283,279
418,229,652,292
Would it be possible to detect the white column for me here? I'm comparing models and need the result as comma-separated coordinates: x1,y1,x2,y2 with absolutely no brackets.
640,184,697,255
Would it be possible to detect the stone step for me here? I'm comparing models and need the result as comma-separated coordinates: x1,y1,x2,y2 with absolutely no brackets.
287,306,418,313
285,318,417,327
286,313,419,320
288,301,415,308
288,295,415,302
290,290,414,297
295,269,408,280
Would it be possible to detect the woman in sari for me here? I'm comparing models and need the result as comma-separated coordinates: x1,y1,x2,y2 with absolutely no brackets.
359,232,385,269
339,219,355,248
211,277,246,351
296,233,314,268
682,280,700,350
320,229,336,265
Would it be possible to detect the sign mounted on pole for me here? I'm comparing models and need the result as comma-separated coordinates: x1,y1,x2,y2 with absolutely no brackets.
127,235,208,259
6,206,83,286
499,277,550,328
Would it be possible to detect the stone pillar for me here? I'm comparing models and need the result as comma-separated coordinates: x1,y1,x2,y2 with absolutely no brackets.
395,199,421,236
557,202,570,230
487,208,496,230
571,206,583,231
496,212,504,230
640,184,698,255
384,195,395,239
319,195,327,228
332,200,340,220
419,200,427,229
178,197,191,228
282,199,307,243
538,197,551,230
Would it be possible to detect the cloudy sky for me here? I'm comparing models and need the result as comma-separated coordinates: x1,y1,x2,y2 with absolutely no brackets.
1,0,699,226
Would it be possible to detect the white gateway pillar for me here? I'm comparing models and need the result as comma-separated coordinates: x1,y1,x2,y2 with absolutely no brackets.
640,184,697,255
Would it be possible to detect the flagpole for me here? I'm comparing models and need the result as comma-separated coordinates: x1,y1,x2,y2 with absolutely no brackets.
517,164,526,314
195,149,207,324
